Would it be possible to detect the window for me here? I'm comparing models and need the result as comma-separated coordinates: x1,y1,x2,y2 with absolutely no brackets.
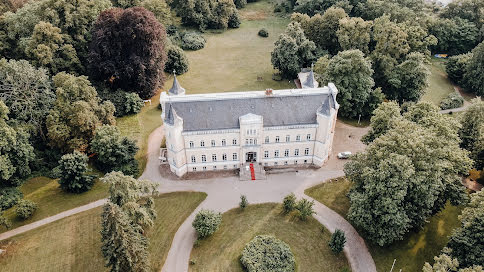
274,150,279,157
222,139,226,146
191,156,196,163
275,136,280,143
201,155,206,162
254,139,257,145
296,135,301,141
306,134,311,141
212,154,217,162
286,135,290,142
233,153,238,160
203,166,207,171
265,136,269,143
264,151,269,158
284,161,288,165
294,160,298,164
274,162,278,165
170,144,173,150
284,149,289,157
249,139,253,145
192,167,197,171
294,149,299,156
211,140,216,147
222,154,227,161
245,139,249,145
304,148,310,155
189,141,194,148
264,162,268,166
247,129,250,135
200,140,205,147
233,139,237,145
304,160,307,164
213,166,217,170
234,164,237,168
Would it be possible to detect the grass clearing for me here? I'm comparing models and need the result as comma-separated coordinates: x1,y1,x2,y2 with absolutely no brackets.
1,176,109,233
189,203,349,272
305,179,463,272
0,192,207,272
421,58,456,106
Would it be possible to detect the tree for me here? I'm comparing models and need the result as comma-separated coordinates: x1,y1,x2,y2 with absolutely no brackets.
239,195,248,210
192,209,222,239
102,171,157,209
234,0,247,9
385,52,430,103
323,49,383,118
46,72,115,152
0,58,54,138
0,212,11,229
328,229,346,254
337,17,372,54
447,190,484,268
459,98,484,169
57,151,95,193
295,198,315,221
428,17,479,55
140,0,172,26
345,103,472,246
401,23,437,57
89,7,167,99
463,41,484,96
0,100,35,209
177,0,239,30
240,235,296,272
440,0,484,30
362,101,401,144
164,45,189,75
446,53,473,85
15,199,37,219
282,193,297,213
24,21,81,75
271,22,316,79
91,125,139,176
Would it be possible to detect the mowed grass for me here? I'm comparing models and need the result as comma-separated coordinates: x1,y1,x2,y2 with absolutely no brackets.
189,203,350,272
170,0,294,94
0,176,109,233
305,178,463,272
0,192,207,272
421,58,456,105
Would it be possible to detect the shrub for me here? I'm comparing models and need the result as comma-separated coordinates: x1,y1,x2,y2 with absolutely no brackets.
282,193,297,213
16,199,37,219
58,151,95,193
228,12,241,28
192,209,222,239
124,92,144,115
234,0,247,8
446,53,472,85
296,198,315,220
181,32,206,50
0,187,23,210
0,213,12,230
164,45,189,75
258,28,269,37
440,92,464,110
240,235,295,272
329,229,346,254
239,195,248,210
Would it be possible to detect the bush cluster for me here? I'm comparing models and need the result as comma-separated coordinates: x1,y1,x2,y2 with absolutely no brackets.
240,235,296,272
192,209,222,239
124,92,144,115
296,198,315,221
440,92,464,110
446,53,473,85
181,32,206,50
16,199,38,220
258,28,269,37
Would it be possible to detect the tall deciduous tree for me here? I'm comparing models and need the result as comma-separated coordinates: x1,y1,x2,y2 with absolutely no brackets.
177,0,239,30
271,21,317,79
428,17,479,56
46,72,115,152
362,101,401,144
446,53,473,85
463,41,484,96
337,17,372,54
345,102,472,246
89,7,167,99
323,49,383,118
459,98,484,170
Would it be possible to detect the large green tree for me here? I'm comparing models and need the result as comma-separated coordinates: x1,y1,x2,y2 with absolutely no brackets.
428,17,479,55
177,0,239,30
362,101,401,144
57,151,95,193
46,72,115,152
440,0,484,30
446,53,473,85
462,41,484,96
459,98,484,170
337,17,372,54
423,251,483,272
323,49,383,118
89,7,167,99
345,102,472,246
271,21,317,79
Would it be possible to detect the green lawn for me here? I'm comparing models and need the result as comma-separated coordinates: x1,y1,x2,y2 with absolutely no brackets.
0,191,207,272
421,58,456,106
189,203,350,272
305,178,463,272
0,176,109,233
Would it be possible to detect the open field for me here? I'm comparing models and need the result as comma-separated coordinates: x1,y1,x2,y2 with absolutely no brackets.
0,192,207,272
189,203,350,272
0,176,109,233
421,58,456,106
305,178,463,272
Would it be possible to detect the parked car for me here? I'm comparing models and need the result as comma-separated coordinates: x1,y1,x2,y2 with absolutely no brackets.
337,151,352,159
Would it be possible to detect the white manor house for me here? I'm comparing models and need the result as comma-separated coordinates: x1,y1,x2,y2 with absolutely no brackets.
159,71,339,177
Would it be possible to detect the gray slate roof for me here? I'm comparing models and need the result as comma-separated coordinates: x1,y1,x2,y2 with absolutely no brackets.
165,93,334,131
169,75,185,95
304,70,316,88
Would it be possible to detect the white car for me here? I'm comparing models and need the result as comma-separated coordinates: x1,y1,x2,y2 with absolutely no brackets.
337,151,352,159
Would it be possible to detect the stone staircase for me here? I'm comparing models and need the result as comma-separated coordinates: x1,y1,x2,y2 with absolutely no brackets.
239,163,266,181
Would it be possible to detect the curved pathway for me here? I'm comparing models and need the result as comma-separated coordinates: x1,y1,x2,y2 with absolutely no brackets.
0,122,376,272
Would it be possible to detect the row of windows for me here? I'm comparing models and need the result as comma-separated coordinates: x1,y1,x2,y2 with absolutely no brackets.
264,160,308,166
192,165,237,171
188,134,313,148
191,153,238,163
264,148,309,158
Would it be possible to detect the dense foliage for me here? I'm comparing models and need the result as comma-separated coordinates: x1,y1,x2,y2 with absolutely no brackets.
462,41,484,96
57,151,95,193
428,17,479,56
446,53,473,85
346,102,472,246
328,229,346,254
91,125,139,176
362,101,401,144
177,0,240,30
282,193,297,213
15,199,37,219
440,92,464,110
240,235,295,272
164,45,189,75
97,87,143,117
89,7,167,99
295,198,315,221
46,72,115,152
192,209,222,239
181,32,206,50
459,99,484,170
423,251,483,272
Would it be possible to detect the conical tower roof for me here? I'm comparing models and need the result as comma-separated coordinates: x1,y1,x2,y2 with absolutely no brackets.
169,72,185,95
304,64,317,88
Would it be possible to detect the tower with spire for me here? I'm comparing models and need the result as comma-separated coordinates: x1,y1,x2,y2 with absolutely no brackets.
160,71,186,120
297,64,319,89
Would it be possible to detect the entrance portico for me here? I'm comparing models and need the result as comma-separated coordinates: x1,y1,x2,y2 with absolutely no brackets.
246,152,257,162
